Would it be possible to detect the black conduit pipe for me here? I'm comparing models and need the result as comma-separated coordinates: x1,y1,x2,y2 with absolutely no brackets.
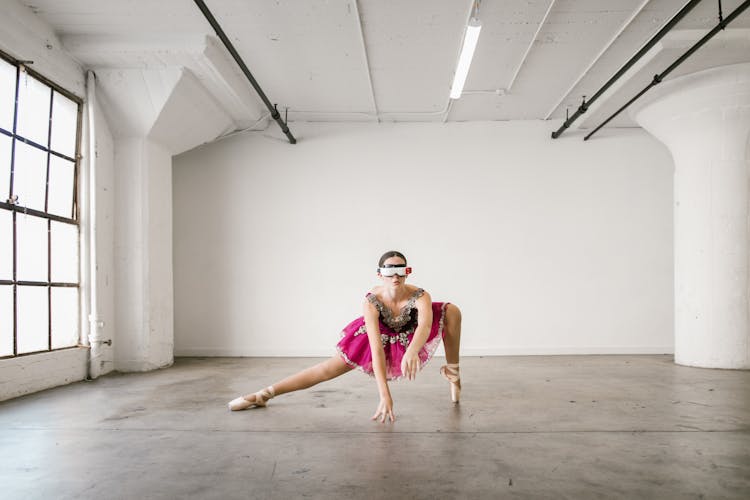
584,0,750,141
193,0,297,144
551,0,703,139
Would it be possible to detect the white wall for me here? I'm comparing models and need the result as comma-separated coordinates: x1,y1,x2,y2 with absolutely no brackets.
0,348,88,401
173,121,675,357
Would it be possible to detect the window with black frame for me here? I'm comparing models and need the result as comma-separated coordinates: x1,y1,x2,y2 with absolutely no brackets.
0,52,82,358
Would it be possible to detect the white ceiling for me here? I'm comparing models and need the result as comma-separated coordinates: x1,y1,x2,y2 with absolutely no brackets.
17,0,750,136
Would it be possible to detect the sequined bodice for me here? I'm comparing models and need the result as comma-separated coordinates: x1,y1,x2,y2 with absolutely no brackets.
367,288,424,333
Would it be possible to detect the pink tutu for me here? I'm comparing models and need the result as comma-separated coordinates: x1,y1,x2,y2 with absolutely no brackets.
336,290,447,380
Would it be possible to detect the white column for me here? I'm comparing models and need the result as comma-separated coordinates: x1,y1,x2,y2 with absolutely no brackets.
95,66,232,373
113,137,174,372
631,63,750,369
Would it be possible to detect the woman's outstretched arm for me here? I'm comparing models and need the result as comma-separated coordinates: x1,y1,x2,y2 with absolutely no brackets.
363,299,394,422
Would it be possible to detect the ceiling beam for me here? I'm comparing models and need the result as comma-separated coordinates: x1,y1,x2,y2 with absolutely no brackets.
352,0,380,123
544,0,652,122
506,0,557,93
192,0,296,144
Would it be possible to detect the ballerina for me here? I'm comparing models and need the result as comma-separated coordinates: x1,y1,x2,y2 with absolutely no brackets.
228,250,462,422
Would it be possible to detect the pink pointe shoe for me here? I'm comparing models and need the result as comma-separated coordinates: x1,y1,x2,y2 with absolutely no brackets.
440,364,461,404
227,386,275,411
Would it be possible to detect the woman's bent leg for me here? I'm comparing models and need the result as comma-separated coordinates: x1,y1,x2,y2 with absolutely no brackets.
443,303,462,365
440,303,462,403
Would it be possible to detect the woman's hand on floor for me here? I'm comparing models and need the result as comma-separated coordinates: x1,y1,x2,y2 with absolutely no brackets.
372,395,395,423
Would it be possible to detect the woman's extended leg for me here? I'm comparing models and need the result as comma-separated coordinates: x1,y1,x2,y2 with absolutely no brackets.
229,354,352,410
440,303,462,403
270,354,352,396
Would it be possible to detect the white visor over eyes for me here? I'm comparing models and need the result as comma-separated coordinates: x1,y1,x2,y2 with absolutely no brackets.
379,266,412,277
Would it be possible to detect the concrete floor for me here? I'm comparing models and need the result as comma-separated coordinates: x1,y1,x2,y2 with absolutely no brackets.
0,355,749,500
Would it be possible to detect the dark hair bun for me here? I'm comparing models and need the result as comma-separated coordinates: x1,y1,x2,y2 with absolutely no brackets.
378,250,407,267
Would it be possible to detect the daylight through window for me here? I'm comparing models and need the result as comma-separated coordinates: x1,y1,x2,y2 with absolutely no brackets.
0,51,81,358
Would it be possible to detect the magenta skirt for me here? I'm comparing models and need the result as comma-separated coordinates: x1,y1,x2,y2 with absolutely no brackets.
336,302,447,380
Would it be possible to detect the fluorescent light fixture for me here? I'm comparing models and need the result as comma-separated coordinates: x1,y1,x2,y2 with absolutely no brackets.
450,17,482,99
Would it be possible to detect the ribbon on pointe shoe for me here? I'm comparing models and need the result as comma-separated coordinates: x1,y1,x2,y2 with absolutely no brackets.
440,364,461,404
227,386,275,411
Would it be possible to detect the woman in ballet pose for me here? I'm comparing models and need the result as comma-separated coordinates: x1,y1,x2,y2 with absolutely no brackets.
228,250,462,422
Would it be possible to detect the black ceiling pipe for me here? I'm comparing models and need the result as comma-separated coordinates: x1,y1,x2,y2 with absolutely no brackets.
551,0,703,139
584,0,750,141
193,0,297,144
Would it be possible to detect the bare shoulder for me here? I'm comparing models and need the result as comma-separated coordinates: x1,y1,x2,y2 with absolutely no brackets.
413,286,431,302
364,286,382,306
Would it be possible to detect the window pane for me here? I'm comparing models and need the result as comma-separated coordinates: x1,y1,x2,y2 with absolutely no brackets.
16,213,47,282
50,91,77,158
0,285,12,356
51,221,77,283
0,59,15,132
17,285,48,354
51,286,77,349
47,156,74,218
12,140,47,211
0,134,10,199
0,209,11,280
16,71,50,146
